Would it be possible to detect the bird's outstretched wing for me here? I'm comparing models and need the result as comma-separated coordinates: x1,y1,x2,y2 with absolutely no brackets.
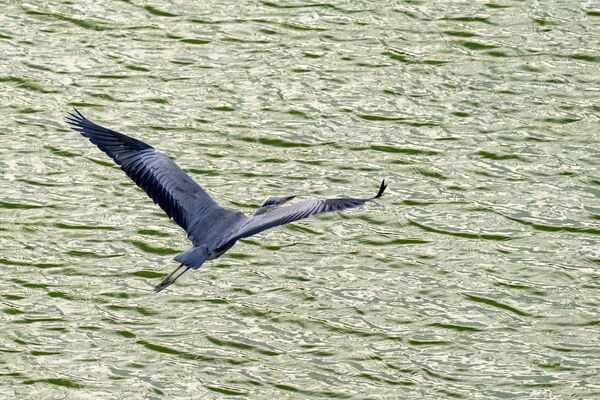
65,109,221,233
228,180,387,241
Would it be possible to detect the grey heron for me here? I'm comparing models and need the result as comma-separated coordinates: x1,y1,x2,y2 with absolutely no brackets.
66,110,387,292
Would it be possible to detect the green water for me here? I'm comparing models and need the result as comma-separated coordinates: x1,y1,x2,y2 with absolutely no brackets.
1,1,599,399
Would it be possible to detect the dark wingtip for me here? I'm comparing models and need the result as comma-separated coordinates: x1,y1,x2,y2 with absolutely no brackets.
373,179,387,199
65,108,86,127
70,107,85,116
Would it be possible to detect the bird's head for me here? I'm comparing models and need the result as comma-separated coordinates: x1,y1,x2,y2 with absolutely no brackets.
255,195,296,215
261,195,296,208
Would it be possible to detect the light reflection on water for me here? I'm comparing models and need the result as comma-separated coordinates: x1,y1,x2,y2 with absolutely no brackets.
1,1,599,398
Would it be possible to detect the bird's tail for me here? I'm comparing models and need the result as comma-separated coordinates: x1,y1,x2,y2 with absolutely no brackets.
173,246,209,269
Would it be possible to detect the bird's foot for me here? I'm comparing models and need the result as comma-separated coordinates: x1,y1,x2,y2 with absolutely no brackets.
153,264,190,293
154,277,172,293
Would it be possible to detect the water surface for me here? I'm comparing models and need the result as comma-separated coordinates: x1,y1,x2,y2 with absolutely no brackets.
1,1,599,398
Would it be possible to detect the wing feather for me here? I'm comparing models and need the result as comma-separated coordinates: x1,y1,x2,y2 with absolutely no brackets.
229,181,387,240
66,109,220,232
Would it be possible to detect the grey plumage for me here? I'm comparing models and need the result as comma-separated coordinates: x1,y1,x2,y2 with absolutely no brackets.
66,110,387,292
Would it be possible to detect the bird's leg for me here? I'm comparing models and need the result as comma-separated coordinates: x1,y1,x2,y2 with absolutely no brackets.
163,263,184,282
154,263,190,292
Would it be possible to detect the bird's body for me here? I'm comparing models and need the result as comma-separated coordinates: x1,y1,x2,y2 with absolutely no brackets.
66,110,387,292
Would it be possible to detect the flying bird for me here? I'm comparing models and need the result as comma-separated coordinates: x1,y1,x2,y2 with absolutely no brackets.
66,110,387,292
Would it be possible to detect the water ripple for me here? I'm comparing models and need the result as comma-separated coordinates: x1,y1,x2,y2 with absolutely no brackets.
1,0,599,398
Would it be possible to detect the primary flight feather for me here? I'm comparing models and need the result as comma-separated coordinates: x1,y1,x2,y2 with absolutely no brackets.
66,109,387,292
